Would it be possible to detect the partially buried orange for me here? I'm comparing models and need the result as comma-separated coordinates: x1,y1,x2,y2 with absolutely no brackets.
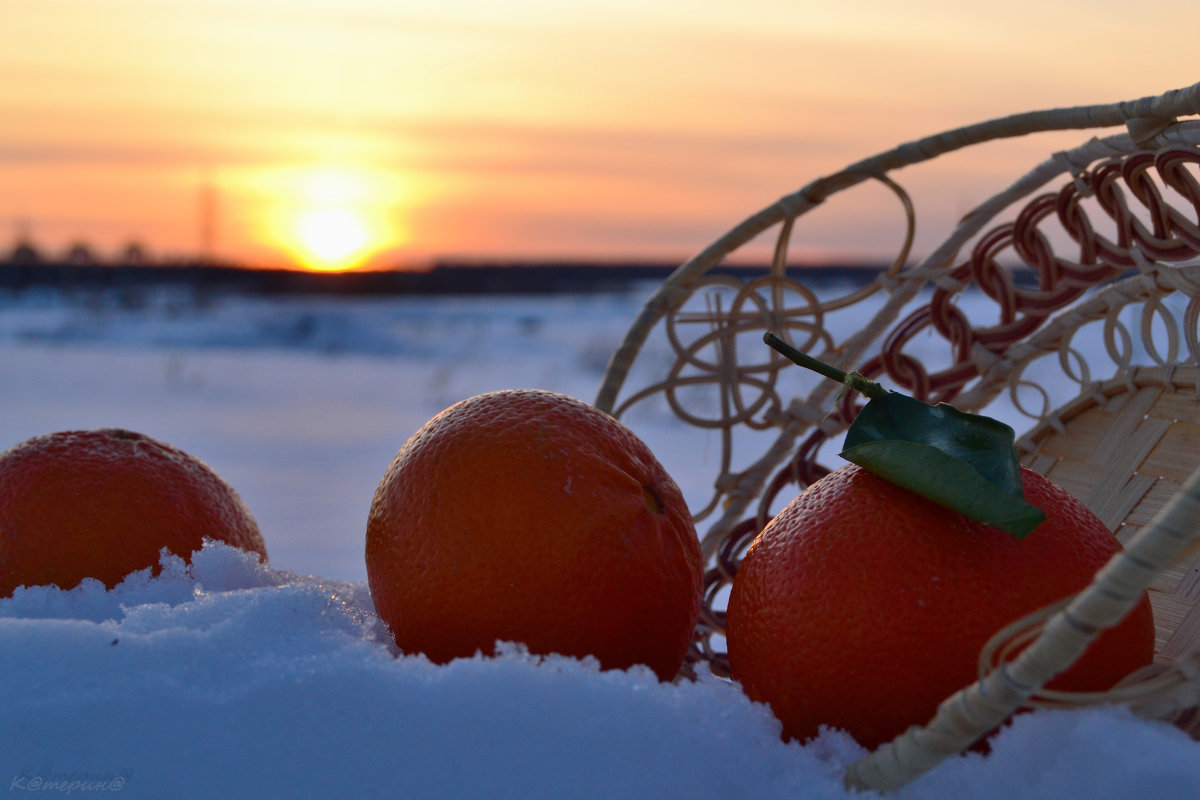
726,463,1156,749
0,428,266,596
365,388,703,681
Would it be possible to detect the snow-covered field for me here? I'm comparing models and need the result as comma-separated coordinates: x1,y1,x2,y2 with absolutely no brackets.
0,286,647,580
1,281,1198,798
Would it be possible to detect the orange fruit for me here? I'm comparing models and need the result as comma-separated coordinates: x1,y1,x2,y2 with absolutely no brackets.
725,463,1155,748
365,388,702,681
0,428,266,596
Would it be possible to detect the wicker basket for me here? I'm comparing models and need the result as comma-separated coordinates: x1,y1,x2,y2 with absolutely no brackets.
594,81,1200,791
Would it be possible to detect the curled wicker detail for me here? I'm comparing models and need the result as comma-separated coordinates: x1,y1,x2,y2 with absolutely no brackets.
649,144,1200,685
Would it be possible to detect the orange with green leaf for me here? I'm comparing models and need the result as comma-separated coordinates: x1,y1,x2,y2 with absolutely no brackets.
724,335,1156,748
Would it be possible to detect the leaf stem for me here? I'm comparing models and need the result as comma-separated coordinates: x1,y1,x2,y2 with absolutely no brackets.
763,332,887,400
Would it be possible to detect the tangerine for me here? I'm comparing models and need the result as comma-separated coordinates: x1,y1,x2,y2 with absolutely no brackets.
725,463,1155,748
0,428,266,596
365,388,702,681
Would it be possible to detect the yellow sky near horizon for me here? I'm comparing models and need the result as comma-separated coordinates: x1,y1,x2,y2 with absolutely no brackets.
2,0,1198,271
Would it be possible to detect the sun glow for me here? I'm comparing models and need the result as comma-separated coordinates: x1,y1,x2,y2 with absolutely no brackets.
253,165,407,272
294,207,371,271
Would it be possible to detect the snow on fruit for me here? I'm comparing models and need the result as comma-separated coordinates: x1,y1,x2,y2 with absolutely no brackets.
0,428,266,596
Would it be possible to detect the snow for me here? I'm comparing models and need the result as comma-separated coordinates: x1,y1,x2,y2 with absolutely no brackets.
2,543,1197,799
1,281,1199,798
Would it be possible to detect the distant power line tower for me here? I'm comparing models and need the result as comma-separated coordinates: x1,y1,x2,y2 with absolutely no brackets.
198,169,217,265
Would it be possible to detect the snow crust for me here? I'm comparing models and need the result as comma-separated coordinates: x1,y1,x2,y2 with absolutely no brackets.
3,543,1198,799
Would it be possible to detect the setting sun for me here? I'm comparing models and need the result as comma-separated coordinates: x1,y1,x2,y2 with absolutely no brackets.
294,207,371,271
245,165,407,272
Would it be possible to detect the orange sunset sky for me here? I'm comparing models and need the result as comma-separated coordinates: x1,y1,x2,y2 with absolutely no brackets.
2,0,1197,272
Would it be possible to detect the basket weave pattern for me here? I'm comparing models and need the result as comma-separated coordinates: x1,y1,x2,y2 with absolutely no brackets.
595,82,1200,790
1020,368,1200,664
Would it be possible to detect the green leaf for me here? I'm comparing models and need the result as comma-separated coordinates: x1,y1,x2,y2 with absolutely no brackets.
841,392,1046,538
760,333,1046,538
